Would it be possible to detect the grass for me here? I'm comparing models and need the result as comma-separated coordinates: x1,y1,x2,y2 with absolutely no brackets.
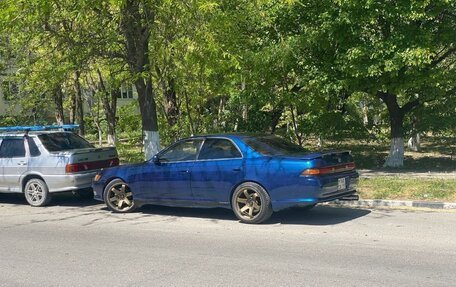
117,141,144,163
358,177,456,201
322,135,456,171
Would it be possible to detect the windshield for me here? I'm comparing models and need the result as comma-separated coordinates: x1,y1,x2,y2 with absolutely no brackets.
243,136,307,156
38,132,94,152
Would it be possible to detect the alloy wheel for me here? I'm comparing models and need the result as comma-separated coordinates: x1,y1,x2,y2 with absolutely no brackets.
235,189,262,220
106,183,134,212
26,182,44,204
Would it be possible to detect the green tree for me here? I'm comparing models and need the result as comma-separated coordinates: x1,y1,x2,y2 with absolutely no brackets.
277,0,455,167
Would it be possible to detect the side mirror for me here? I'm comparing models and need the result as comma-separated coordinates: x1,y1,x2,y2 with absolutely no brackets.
152,155,160,165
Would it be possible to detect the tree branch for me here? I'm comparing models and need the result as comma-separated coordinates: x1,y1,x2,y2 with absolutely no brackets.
430,46,456,68
401,99,420,114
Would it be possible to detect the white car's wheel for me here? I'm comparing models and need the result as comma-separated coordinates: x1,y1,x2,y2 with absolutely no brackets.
24,178,52,207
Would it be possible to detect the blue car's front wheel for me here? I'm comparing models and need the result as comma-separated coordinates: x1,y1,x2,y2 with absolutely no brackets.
232,182,273,224
104,179,137,213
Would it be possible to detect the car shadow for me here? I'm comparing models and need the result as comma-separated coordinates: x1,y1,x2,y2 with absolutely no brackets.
1,193,371,225
136,205,237,221
136,204,371,226
0,192,101,207
269,205,371,225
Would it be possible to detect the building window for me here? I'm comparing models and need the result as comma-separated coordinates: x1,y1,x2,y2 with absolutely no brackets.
119,85,133,99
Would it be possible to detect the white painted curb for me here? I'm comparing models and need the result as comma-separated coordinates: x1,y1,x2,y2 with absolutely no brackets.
329,199,456,210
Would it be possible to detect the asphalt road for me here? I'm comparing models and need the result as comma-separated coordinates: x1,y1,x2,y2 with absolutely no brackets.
1,193,455,287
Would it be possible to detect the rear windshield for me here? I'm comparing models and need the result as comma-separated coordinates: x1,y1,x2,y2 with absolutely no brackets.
38,133,94,152
243,136,307,156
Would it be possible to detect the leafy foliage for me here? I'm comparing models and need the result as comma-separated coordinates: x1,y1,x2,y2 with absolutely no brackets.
0,0,454,167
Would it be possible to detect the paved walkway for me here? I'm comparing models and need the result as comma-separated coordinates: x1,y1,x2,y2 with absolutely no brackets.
358,169,456,179
330,199,456,210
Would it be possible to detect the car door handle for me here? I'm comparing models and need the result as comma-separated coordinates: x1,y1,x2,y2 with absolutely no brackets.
232,168,241,172
17,161,27,166
179,170,189,173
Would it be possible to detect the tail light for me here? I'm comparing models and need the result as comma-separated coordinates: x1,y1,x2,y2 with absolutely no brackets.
66,158,119,173
301,162,355,176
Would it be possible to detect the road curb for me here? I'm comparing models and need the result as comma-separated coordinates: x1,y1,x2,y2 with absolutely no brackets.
358,170,456,179
328,199,456,210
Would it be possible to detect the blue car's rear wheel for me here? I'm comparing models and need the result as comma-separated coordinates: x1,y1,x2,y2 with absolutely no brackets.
232,182,273,224
104,179,136,213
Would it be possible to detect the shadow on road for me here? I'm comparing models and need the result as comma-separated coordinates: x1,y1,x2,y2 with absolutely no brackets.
270,205,371,225
0,192,100,207
137,205,237,221
136,204,371,225
1,193,371,226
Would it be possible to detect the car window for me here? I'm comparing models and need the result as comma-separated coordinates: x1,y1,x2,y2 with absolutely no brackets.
198,139,242,160
38,132,94,152
243,135,307,156
28,137,41,157
160,139,203,162
0,138,26,158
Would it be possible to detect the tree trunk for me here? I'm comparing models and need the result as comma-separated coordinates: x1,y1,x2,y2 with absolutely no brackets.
120,0,160,160
86,73,103,146
407,116,420,152
217,96,226,129
106,90,118,146
290,106,302,146
135,77,160,160
378,91,419,168
53,86,65,125
384,109,405,167
361,101,369,126
73,71,85,135
407,134,420,152
162,77,179,140
97,69,117,146
240,78,247,122
269,104,283,134
183,91,195,135
95,102,103,146
69,91,76,124
163,77,179,127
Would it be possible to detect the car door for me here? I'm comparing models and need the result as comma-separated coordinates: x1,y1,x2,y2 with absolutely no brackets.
191,138,244,204
0,137,28,192
137,139,203,202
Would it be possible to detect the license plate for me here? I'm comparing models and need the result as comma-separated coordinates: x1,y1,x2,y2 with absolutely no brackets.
338,177,346,190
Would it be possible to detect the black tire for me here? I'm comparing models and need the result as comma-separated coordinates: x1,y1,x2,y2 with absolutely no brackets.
72,189,94,200
103,179,136,213
24,178,52,207
231,182,273,224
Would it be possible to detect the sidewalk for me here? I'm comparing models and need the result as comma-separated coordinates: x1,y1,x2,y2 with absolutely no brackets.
358,169,456,179
329,199,456,210
329,169,456,211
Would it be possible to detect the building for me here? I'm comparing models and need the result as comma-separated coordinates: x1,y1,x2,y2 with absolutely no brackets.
0,83,138,118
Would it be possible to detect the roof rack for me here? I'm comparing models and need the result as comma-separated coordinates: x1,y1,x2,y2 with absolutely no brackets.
0,124,80,133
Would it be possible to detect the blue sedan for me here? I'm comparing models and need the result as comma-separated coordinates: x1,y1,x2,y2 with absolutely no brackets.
92,134,359,223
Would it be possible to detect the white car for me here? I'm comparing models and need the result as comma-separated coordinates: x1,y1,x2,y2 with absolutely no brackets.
0,125,119,206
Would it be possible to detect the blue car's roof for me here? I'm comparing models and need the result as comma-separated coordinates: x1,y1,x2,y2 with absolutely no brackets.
186,133,267,140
